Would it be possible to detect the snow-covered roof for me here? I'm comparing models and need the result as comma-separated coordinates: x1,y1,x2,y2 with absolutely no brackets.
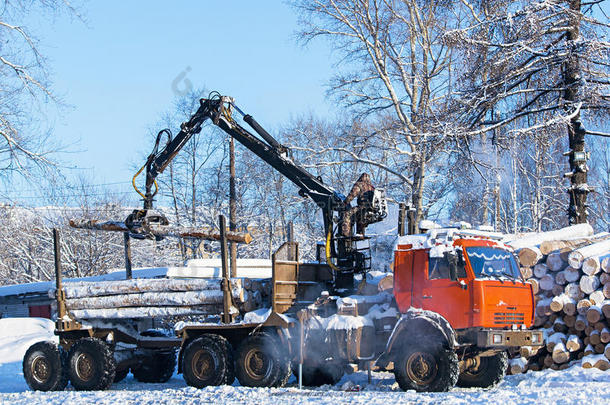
0,267,170,297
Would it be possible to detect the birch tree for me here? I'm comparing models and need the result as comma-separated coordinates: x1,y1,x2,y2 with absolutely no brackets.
589,136,610,231
0,0,82,182
451,0,610,224
291,0,467,230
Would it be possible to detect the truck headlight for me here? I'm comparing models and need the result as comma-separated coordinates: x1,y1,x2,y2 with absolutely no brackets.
532,333,541,344
492,333,503,344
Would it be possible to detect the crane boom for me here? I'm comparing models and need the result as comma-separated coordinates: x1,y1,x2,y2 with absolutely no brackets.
128,93,387,275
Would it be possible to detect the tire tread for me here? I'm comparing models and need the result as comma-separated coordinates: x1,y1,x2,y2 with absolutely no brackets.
457,351,508,388
67,337,116,391
393,344,459,392
23,341,68,391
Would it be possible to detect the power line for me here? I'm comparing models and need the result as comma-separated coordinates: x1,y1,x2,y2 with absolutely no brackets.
1,190,136,200
0,181,134,196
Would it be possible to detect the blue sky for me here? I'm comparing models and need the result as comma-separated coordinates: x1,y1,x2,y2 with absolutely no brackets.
18,1,335,199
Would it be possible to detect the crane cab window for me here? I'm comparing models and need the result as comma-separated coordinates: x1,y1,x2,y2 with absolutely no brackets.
428,256,466,280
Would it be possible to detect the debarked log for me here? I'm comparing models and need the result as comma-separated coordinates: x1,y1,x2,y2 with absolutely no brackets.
64,290,231,310
54,278,246,299
68,219,253,244
69,304,226,319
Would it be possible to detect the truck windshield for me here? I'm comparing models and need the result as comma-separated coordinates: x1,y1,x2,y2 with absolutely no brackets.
465,247,521,280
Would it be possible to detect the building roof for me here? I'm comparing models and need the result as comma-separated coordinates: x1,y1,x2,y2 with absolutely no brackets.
0,267,171,298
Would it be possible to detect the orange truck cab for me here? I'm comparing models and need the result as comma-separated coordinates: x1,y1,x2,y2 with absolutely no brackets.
393,228,542,355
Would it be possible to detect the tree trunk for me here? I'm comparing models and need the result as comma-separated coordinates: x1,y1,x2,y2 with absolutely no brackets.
565,0,588,224
411,155,426,234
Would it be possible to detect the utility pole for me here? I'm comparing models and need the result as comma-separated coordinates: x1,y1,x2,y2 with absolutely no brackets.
229,137,238,277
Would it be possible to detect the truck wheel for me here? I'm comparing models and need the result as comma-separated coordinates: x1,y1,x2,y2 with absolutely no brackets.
296,362,343,386
67,338,116,391
235,333,283,387
182,334,228,388
272,345,292,388
457,351,508,388
393,344,458,392
132,350,176,383
22,341,68,391
113,368,129,383
274,359,292,388
219,336,236,385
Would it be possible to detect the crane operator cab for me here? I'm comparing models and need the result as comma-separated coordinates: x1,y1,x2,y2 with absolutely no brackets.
333,173,387,291
340,173,387,238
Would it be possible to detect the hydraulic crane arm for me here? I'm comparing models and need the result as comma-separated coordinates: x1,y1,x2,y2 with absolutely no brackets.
129,92,387,276
212,101,346,218
132,94,344,231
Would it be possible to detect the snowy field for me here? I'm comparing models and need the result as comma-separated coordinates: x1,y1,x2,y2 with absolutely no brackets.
1,318,609,405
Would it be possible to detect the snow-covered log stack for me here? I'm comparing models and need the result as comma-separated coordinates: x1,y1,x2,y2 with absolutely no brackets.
506,224,610,373
50,277,270,319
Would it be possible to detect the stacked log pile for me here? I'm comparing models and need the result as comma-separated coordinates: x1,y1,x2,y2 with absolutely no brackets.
506,224,610,373
50,277,270,319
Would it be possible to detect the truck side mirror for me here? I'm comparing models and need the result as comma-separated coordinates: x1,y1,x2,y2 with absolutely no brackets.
444,251,459,281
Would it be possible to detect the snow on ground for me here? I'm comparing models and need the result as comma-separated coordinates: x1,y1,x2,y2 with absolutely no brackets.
1,319,609,405
0,318,57,394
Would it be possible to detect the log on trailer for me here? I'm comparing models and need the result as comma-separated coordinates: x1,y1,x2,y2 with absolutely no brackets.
50,267,272,319
69,304,230,319
65,290,232,310
55,278,247,299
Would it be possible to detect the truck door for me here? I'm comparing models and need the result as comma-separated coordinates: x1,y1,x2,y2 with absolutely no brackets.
419,253,472,329
393,247,414,312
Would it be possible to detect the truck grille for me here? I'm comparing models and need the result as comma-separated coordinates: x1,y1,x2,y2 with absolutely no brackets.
494,311,525,325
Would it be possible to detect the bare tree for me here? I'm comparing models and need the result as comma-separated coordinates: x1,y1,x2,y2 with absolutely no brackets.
291,0,470,230
451,0,610,224
589,135,610,231
0,0,82,183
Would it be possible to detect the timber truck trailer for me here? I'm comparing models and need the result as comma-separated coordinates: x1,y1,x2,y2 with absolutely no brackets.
22,94,543,392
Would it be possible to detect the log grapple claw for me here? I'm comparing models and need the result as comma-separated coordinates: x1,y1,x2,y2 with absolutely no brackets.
125,209,169,240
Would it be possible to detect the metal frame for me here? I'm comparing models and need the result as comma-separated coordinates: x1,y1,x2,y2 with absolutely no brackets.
271,242,299,314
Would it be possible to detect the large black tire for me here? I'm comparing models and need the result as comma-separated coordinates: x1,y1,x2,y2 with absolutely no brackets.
132,350,176,383
457,351,508,388
270,334,292,388
393,344,459,392
22,341,68,391
113,368,129,383
182,334,228,388
67,338,116,391
274,360,292,388
295,362,343,387
235,333,284,388
219,336,236,385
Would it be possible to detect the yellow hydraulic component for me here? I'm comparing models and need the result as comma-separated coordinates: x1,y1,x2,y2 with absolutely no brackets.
325,224,340,272
222,101,235,125
131,164,158,200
